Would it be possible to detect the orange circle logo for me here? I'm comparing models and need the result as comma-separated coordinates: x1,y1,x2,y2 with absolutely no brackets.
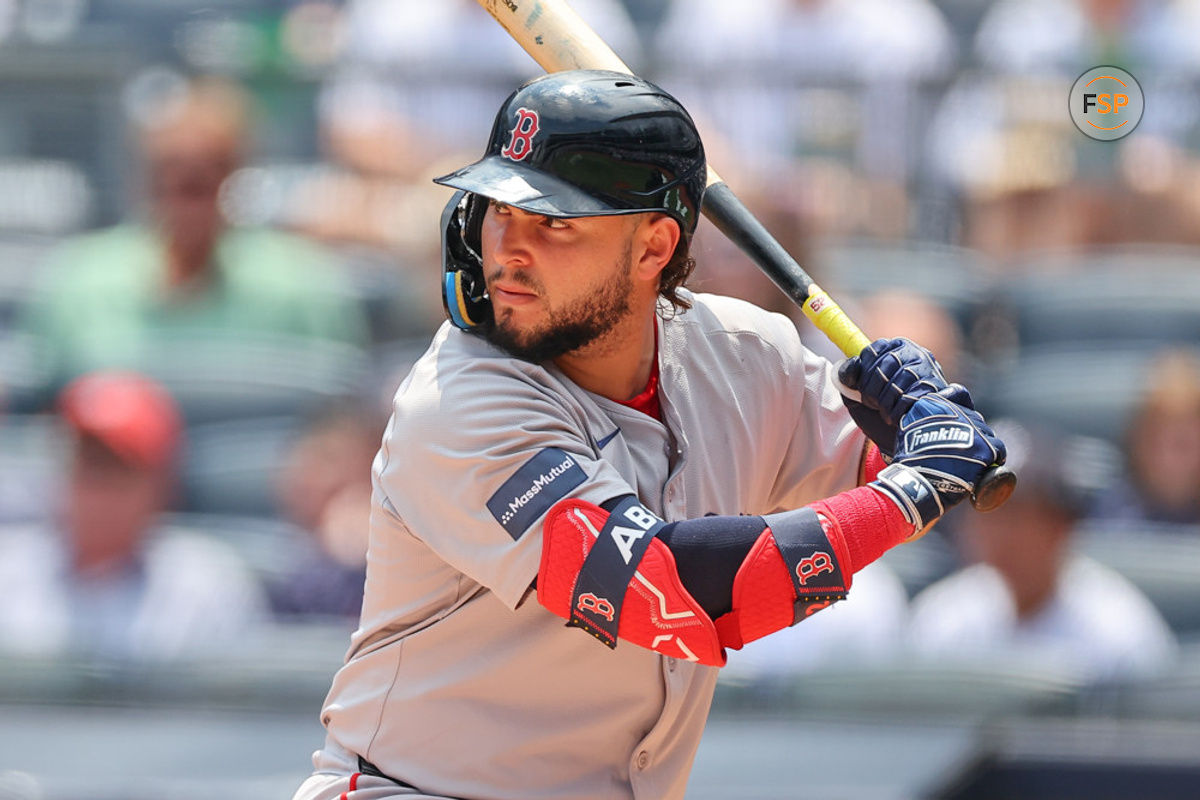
1069,66,1144,141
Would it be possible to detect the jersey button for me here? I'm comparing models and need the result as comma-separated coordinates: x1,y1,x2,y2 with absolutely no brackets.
636,751,650,770
667,657,677,672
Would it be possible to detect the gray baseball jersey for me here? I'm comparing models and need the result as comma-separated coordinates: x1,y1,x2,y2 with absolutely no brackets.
300,292,865,800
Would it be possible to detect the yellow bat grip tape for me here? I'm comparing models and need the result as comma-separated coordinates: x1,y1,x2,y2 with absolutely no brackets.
801,284,871,357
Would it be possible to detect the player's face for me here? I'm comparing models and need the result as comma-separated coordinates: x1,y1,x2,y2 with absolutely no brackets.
479,200,639,362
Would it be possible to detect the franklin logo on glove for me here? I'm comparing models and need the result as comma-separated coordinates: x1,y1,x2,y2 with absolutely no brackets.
904,423,973,452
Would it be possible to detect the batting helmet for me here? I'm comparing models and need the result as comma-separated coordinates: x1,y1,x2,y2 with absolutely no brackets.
433,69,707,331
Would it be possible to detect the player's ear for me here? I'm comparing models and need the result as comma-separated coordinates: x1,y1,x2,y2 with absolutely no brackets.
632,213,681,282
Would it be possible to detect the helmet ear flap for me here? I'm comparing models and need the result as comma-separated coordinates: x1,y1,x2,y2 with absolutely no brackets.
441,191,490,330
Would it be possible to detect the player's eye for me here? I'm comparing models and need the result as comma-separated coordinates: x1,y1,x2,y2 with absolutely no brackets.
489,199,511,215
543,216,570,229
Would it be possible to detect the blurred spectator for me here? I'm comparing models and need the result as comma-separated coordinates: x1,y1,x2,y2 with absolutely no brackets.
21,75,368,392
927,0,1200,256
908,418,1178,684
973,0,1200,77
1089,348,1200,526
320,0,642,179
267,400,381,621
654,0,955,240
0,371,268,661
684,198,815,330
857,288,965,379
303,0,642,257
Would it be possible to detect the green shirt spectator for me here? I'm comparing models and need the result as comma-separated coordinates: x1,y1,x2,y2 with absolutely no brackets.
18,76,370,404
24,222,368,386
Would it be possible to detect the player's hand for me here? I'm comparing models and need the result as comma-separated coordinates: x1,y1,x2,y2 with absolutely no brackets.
837,337,968,458
869,394,1006,538
892,393,1006,510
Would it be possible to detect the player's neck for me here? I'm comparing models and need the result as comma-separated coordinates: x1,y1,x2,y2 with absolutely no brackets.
554,303,657,403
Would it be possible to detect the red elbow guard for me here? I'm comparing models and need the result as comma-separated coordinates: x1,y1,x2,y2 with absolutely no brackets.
714,507,853,650
538,497,725,667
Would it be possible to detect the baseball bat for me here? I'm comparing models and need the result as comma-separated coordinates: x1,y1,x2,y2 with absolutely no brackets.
473,0,1015,513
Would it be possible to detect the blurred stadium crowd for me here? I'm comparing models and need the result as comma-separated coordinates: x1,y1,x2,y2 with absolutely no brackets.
2,0,1200,797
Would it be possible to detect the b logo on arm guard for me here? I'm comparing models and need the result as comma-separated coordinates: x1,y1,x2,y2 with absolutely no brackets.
795,551,835,586
568,496,664,646
763,508,849,623
538,496,727,666
714,507,852,650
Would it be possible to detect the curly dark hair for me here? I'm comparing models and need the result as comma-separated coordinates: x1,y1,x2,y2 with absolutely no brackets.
657,236,696,314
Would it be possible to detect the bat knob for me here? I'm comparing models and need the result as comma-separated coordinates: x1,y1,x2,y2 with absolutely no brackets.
971,465,1017,512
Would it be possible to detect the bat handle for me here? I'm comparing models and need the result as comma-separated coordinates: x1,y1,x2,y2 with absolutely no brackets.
971,465,1017,512
799,283,871,357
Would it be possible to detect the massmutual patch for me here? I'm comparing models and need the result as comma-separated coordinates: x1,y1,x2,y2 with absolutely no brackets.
487,447,587,539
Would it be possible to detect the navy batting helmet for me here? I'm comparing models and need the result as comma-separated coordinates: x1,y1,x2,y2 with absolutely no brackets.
434,70,707,331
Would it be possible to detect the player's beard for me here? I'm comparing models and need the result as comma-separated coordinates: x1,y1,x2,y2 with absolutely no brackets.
484,245,635,363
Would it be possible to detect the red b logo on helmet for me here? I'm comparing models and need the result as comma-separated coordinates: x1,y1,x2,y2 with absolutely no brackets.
501,108,539,161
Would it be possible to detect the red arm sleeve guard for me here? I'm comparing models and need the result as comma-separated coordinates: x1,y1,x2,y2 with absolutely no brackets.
538,496,726,666
538,485,915,666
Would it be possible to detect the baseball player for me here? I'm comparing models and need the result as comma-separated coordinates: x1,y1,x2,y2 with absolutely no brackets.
292,70,1006,800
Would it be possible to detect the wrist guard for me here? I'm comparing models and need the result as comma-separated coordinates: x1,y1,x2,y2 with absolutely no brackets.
869,462,945,539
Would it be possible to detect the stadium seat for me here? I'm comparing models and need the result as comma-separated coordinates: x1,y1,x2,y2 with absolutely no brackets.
976,343,1169,443
997,248,1200,350
1075,521,1200,636
0,331,53,412
814,239,994,326
0,234,59,330
131,333,372,425
179,416,303,518
716,658,1084,718
1095,640,1200,721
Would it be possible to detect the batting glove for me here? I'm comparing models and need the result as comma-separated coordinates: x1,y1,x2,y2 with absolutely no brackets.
885,393,1007,517
838,337,970,459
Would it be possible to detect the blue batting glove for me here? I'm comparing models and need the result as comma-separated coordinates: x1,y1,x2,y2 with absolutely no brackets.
838,337,970,458
892,393,1006,510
